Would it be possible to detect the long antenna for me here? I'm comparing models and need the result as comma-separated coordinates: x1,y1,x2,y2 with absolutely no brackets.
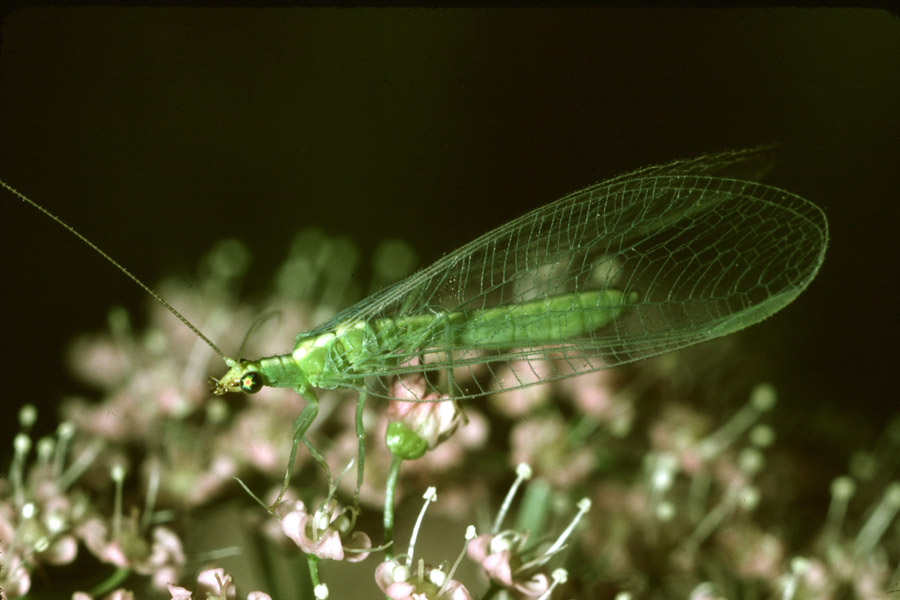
1,179,232,364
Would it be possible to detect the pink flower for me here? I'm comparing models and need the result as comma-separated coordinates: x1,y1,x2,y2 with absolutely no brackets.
0,552,31,597
277,499,371,562
468,478,589,600
467,533,549,599
165,568,271,600
715,524,784,580
73,590,136,600
386,399,463,453
558,369,618,419
386,364,463,454
374,559,471,600
510,415,594,487
488,360,554,418
196,569,236,600
78,517,185,591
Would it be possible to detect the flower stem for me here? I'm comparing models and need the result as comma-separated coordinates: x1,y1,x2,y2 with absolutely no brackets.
86,567,131,598
307,554,321,589
383,454,404,559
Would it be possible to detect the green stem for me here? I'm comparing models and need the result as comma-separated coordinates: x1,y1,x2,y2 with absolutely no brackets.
307,554,321,591
86,567,131,597
482,582,502,600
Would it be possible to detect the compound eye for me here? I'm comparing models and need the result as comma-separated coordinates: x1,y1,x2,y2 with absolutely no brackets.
240,371,263,394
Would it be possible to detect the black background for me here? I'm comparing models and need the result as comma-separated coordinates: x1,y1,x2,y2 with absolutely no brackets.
1,9,898,454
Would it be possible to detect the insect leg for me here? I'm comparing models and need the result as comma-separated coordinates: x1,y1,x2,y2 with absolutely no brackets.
353,386,367,505
438,313,469,425
271,387,323,510
442,315,458,399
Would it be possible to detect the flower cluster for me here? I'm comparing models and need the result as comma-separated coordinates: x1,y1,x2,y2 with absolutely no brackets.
0,411,185,597
1,229,897,599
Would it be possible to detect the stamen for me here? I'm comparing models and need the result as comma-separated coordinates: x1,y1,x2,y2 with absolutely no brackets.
687,484,750,550
655,501,676,522
688,582,724,599
141,460,161,532
853,481,900,556
439,525,476,597
59,438,103,491
314,503,333,535
18,404,37,431
545,497,591,556
536,568,568,600
54,421,75,477
821,476,856,542
698,383,776,459
489,530,519,554
738,447,765,477
391,561,410,583
781,556,809,600
111,464,126,540
649,452,677,492
492,463,533,533
36,437,54,469
849,451,877,481
647,452,678,515
749,424,775,448
11,433,32,507
407,487,437,566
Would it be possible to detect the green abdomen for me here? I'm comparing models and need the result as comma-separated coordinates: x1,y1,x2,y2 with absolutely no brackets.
452,290,635,348
292,289,636,386
382,289,636,351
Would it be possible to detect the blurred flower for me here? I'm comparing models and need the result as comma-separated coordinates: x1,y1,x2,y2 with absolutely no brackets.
510,415,595,487
4,225,897,599
72,590,136,600
79,517,185,591
0,418,95,597
166,568,271,600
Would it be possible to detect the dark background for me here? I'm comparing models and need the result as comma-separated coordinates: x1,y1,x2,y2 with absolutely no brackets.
1,9,898,453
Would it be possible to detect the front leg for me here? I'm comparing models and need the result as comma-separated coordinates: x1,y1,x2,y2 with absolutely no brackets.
271,385,323,511
354,386,367,507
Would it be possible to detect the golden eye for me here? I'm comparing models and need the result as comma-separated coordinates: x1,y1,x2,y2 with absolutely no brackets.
240,371,263,393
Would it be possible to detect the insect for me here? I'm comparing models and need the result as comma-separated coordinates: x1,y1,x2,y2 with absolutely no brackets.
2,146,828,508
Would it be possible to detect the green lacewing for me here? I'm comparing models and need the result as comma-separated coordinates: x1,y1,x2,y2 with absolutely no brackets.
2,146,828,503
211,146,827,402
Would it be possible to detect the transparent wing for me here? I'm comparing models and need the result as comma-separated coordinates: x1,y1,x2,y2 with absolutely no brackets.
305,146,828,401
